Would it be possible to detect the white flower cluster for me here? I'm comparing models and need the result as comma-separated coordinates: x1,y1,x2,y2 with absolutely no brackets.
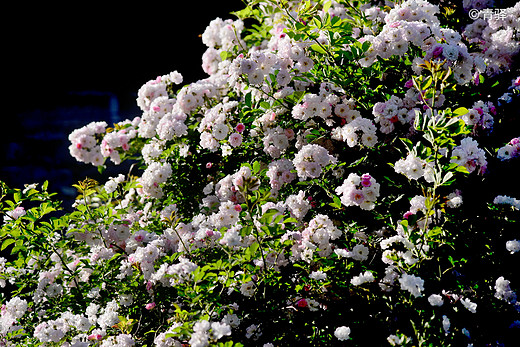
189,319,232,347
394,152,434,182
0,297,27,336
201,17,245,75
334,326,351,341
3,206,26,223
332,116,378,148
497,137,520,161
262,126,292,158
293,144,337,181
451,137,487,174
461,297,477,313
229,33,312,91
68,121,107,166
495,276,518,305
381,235,418,268
493,195,520,210
506,240,520,254
398,273,425,297
372,92,422,134
351,270,376,286
336,244,370,262
360,0,488,85
463,3,520,77
335,173,380,210
101,119,138,165
137,161,172,199
103,174,125,194
198,101,240,153
360,0,440,67
428,293,444,307
34,310,93,343
290,214,341,262
266,158,296,196
459,100,495,131
291,92,337,122
285,190,311,222
136,72,185,139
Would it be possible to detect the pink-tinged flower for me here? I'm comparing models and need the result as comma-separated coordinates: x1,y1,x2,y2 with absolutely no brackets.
403,211,415,219
389,21,400,28
510,138,520,145
284,128,295,140
296,298,308,308
206,230,215,237
349,189,365,205
515,77,520,86
234,204,242,212
76,143,82,149
88,334,103,341
121,142,130,151
145,302,156,310
361,179,372,187
281,170,295,184
7,206,26,220
235,123,245,133
146,281,153,291
229,132,243,147
206,162,213,169
404,79,414,88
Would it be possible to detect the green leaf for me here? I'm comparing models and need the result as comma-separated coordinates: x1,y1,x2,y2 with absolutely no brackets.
252,161,261,175
428,226,443,237
1,238,15,251
453,107,468,116
329,194,342,209
220,51,233,61
322,0,332,13
310,43,327,54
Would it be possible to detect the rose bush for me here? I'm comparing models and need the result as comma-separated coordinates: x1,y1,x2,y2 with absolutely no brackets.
1,0,519,346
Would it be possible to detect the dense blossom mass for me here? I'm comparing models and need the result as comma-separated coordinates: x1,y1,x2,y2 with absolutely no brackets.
1,0,519,346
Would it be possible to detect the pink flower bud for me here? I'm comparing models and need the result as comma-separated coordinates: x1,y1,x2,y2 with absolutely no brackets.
235,123,245,133
403,211,415,219
145,302,156,310
296,298,308,308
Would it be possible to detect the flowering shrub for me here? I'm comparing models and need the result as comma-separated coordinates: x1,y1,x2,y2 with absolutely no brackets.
1,0,519,346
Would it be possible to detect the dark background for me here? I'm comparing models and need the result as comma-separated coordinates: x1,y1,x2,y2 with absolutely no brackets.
1,1,244,205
